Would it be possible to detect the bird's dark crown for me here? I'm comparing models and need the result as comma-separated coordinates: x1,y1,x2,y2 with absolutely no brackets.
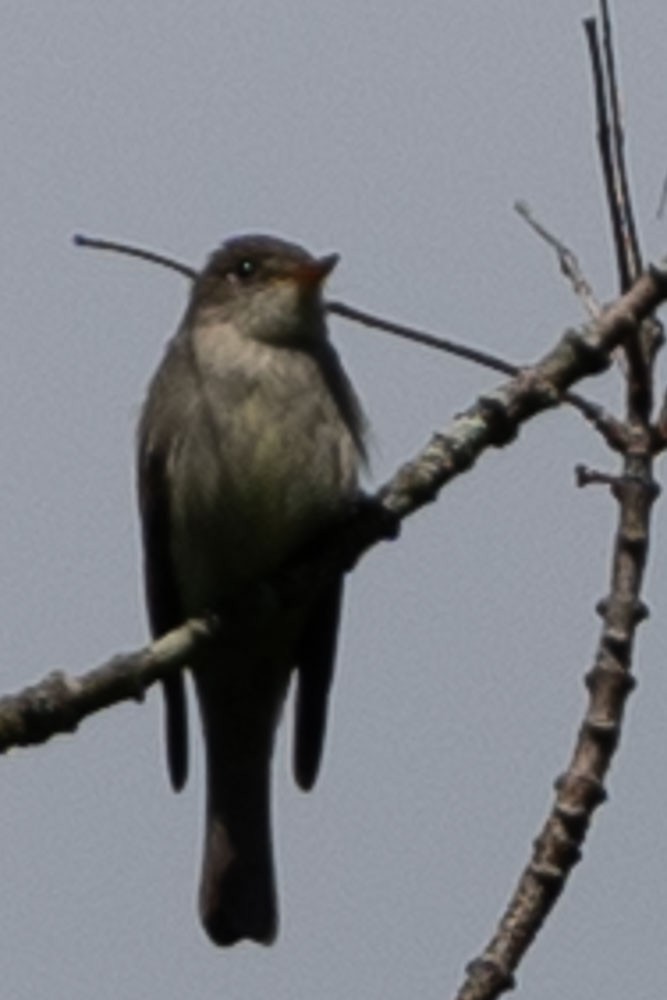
189,234,337,317
205,234,316,286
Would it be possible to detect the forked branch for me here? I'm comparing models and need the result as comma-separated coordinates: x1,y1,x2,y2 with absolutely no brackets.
2,263,666,753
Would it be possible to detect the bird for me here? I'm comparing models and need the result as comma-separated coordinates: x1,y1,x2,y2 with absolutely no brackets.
136,233,366,946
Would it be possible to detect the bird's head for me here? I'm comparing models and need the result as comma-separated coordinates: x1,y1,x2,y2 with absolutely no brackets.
190,234,339,345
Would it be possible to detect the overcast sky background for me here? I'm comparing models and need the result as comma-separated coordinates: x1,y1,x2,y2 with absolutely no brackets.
2,2,666,998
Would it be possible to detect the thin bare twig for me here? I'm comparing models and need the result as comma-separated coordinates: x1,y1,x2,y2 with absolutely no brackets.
600,0,642,282
514,201,601,319
329,300,629,453
74,230,624,445
584,17,632,292
575,463,619,488
73,234,198,281
71,232,554,384
328,300,523,376
657,173,667,220
515,197,634,386
584,8,652,422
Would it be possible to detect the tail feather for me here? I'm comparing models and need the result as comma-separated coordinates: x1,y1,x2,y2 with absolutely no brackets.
195,656,285,947
163,674,189,792
199,752,277,946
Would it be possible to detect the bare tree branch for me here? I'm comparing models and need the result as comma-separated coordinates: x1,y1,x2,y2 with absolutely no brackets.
454,455,656,1000
2,264,666,756
514,200,602,319
0,617,218,753
381,264,665,519
454,5,661,997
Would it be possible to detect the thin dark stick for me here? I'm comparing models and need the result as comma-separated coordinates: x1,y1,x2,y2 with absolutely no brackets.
514,201,601,318
73,233,548,382
600,0,642,282
75,231,622,445
72,233,533,382
585,10,650,420
328,300,521,378
583,17,629,291
328,300,626,447
73,233,198,281
657,173,667,220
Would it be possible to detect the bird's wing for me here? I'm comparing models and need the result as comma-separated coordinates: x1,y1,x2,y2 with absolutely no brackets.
292,576,344,791
137,440,189,792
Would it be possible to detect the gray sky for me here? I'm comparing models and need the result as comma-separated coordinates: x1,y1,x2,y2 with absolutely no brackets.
2,2,666,997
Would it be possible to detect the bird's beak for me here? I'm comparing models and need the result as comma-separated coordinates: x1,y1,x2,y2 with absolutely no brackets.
291,253,340,290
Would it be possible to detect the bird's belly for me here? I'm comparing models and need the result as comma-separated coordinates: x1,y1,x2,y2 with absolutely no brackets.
168,404,356,615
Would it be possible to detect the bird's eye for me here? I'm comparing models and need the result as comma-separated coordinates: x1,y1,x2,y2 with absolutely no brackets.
231,258,257,281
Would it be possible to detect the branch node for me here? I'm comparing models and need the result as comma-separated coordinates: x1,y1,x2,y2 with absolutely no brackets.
529,860,567,884
554,769,608,807
562,328,612,376
600,628,631,657
575,464,619,488
553,801,589,836
585,659,637,694
583,715,621,744
648,260,667,292
476,394,520,447
463,957,516,994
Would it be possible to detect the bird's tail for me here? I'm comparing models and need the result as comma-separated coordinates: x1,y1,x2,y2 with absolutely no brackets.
195,669,280,947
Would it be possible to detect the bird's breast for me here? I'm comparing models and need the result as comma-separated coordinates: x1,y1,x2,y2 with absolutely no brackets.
167,338,359,614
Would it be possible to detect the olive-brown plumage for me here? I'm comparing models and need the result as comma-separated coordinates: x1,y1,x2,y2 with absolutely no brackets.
137,235,365,945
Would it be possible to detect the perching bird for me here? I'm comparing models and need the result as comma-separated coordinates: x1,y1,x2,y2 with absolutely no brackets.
137,234,366,946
